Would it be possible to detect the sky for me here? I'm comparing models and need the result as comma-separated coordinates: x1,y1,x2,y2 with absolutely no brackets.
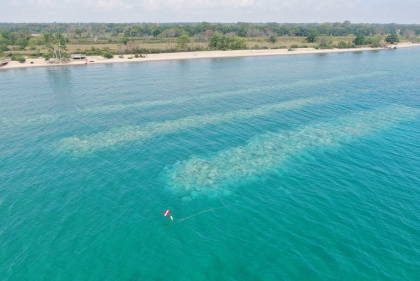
3,0,420,23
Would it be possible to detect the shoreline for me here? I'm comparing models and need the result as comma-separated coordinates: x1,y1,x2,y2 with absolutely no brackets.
1,42,419,71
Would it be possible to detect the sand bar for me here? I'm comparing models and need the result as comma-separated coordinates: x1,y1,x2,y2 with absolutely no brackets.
1,42,419,71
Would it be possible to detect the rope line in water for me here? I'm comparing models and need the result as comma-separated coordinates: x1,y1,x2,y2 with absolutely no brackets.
175,206,225,223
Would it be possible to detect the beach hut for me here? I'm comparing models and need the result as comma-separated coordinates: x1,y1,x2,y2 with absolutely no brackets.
71,54,86,60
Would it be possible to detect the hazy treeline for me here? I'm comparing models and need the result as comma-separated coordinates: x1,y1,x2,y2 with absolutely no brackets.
1,21,419,62
1,21,420,39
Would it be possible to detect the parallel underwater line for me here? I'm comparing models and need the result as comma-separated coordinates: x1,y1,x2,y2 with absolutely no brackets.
56,95,335,154
1,71,386,128
165,105,420,197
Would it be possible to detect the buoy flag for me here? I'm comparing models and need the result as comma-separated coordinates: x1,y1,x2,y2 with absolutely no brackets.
163,210,171,216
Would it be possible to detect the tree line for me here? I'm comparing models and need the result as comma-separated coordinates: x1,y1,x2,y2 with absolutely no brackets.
0,21,416,62
1,21,419,40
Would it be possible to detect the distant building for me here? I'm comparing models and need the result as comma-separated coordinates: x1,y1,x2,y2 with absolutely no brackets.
71,54,86,60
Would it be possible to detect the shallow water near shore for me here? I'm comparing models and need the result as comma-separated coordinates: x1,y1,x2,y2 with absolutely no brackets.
1,49,420,280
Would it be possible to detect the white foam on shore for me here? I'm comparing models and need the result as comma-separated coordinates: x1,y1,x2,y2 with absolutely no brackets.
165,106,420,196
2,71,385,128
56,96,332,154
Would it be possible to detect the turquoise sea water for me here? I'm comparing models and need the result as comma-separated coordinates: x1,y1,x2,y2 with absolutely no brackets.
1,49,420,280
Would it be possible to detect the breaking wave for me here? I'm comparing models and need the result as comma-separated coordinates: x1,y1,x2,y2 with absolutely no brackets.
165,106,420,196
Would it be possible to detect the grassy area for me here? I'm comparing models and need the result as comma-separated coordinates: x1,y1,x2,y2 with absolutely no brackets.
1,35,418,59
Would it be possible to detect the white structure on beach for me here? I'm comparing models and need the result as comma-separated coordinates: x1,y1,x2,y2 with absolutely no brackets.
71,54,86,60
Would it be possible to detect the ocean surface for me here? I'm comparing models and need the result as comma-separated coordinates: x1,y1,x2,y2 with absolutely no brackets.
1,48,420,280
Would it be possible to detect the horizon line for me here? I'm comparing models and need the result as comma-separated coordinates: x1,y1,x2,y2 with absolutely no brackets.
1,22,420,25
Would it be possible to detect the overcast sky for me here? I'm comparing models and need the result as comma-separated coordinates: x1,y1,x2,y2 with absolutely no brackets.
4,0,419,23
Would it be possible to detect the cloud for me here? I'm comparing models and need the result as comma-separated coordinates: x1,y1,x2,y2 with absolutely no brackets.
25,0,56,7
96,0,134,10
141,0,259,11
4,0,420,23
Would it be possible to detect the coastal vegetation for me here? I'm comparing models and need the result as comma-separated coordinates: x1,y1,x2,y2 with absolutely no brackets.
42,32,68,62
208,34,246,50
0,21,418,60
385,33,400,44
10,54,25,63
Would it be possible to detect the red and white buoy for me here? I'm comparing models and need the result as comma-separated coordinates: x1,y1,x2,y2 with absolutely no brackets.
163,210,173,220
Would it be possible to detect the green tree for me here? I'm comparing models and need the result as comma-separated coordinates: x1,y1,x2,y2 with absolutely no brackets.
151,28,161,37
209,34,226,49
229,36,246,50
0,37,10,46
342,20,351,27
369,35,382,47
11,54,26,63
0,44,9,52
42,32,67,62
353,34,365,46
385,33,399,44
1,30,12,41
306,33,317,43
15,38,28,49
236,26,247,37
13,30,31,40
209,34,246,50
268,35,277,43
336,41,347,48
317,36,329,46
103,53,113,59
28,38,40,50
119,36,129,45
176,34,190,49
1,31,12,47
74,28,83,38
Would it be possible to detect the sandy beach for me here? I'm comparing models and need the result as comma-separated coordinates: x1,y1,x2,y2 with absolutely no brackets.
1,42,419,70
